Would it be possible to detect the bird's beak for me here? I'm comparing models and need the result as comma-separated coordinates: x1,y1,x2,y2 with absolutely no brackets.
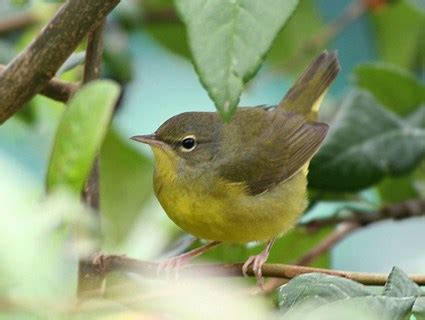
130,134,165,147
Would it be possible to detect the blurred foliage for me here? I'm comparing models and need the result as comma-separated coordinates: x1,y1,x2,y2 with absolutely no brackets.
1,0,425,318
100,129,153,245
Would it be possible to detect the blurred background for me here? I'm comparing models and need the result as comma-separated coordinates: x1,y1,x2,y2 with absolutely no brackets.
1,0,425,309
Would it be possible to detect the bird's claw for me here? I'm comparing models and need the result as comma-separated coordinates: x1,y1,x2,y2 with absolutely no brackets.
156,254,192,279
242,251,269,288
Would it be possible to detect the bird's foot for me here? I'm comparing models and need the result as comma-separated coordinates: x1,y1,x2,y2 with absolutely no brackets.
242,251,269,288
157,241,221,278
242,238,276,288
157,252,194,278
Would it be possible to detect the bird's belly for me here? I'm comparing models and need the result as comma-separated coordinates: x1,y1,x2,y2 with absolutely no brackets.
154,172,308,243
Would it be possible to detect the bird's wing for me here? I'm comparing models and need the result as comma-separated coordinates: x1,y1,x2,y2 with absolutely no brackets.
218,110,328,195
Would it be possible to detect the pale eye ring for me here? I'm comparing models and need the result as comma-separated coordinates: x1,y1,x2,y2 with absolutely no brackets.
180,135,197,152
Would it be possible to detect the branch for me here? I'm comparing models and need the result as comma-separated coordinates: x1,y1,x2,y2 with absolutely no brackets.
81,20,106,211
303,198,425,229
82,255,425,286
0,64,78,103
296,222,360,266
0,0,120,123
78,20,106,298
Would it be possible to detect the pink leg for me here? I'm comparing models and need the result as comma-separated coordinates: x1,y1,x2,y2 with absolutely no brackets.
242,238,276,287
157,241,221,276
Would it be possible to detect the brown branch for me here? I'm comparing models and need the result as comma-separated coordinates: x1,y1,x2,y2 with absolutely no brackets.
0,0,120,124
81,20,106,211
81,255,425,286
0,64,78,102
303,198,425,229
0,12,38,34
77,20,106,298
297,222,360,266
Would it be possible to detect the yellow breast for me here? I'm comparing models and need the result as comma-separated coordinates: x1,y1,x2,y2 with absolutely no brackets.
152,148,308,243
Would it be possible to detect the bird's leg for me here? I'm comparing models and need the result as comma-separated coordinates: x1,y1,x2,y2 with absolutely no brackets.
157,241,221,276
242,238,276,287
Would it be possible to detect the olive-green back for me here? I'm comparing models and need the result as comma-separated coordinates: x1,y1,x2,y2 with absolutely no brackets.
217,51,340,195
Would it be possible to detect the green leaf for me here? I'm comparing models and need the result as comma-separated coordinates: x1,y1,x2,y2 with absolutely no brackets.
175,0,298,120
355,63,425,116
383,266,422,298
309,91,425,191
277,273,372,315
46,80,120,193
100,129,153,244
371,1,425,69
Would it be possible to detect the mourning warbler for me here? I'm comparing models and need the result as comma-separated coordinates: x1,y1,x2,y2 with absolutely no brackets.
132,51,340,283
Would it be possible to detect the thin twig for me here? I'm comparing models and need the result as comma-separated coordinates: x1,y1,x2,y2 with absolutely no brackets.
296,222,360,266
81,19,106,211
262,222,360,293
0,0,120,123
81,255,425,286
77,20,106,298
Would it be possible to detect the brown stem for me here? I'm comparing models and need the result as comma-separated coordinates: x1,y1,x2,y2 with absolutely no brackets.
77,20,106,298
82,255,425,286
296,222,360,266
81,19,106,211
0,0,120,123
0,12,38,34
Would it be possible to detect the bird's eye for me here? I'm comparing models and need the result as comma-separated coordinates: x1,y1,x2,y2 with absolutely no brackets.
181,135,197,152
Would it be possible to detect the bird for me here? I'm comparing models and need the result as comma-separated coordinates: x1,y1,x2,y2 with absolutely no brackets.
131,51,340,284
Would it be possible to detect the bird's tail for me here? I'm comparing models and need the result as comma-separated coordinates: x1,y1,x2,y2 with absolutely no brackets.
278,51,340,120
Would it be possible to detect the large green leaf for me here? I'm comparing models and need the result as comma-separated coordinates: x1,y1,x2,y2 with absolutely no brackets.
175,0,298,120
355,63,425,116
46,80,120,193
309,90,425,191
100,129,153,245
